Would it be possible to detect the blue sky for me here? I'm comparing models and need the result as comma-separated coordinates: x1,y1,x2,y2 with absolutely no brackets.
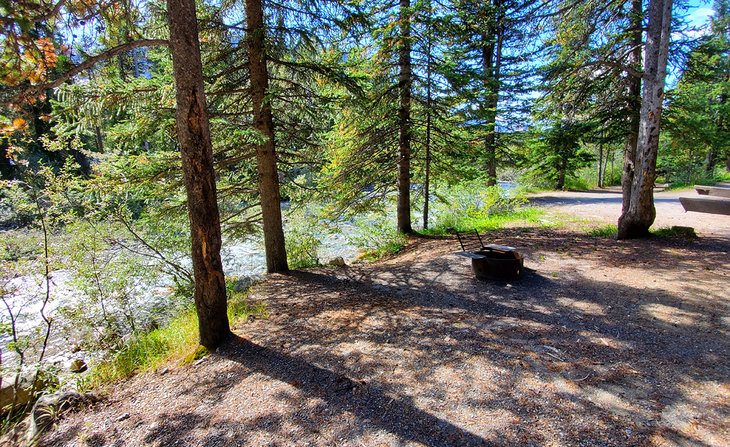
686,0,715,29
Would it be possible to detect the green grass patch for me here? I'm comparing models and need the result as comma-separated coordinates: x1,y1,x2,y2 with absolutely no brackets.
181,345,209,365
81,307,199,388
587,224,618,238
423,207,545,236
651,226,697,239
81,285,267,389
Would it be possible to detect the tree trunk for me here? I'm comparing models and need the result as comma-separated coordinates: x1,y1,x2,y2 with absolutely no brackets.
245,0,288,272
482,1,503,187
483,38,497,187
557,156,566,190
423,2,433,231
705,148,716,176
618,0,673,239
397,0,413,234
94,126,104,152
620,0,643,215
167,0,230,349
597,139,604,188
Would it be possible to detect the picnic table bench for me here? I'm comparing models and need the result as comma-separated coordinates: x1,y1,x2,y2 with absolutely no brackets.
694,185,730,198
680,185,730,215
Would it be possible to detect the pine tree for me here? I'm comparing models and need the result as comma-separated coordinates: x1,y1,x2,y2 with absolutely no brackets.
166,0,230,348
665,0,730,177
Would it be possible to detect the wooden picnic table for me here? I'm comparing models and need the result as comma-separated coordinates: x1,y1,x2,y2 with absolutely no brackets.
694,185,730,198
680,186,730,215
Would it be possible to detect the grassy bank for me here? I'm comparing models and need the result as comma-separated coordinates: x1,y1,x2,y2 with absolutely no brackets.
81,284,267,389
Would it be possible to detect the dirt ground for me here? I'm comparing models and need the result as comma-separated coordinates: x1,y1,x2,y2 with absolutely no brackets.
37,193,729,447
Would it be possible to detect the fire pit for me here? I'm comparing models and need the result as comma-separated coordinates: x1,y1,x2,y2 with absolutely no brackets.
454,231,524,281
471,245,524,281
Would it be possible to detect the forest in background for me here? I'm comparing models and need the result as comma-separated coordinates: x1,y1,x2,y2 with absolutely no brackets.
0,0,728,429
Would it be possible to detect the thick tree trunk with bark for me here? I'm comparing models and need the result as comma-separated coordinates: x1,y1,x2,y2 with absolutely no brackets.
167,0,230,349
621,0,643,215
618,0,673,239
397,0,413,234
245,0,288,272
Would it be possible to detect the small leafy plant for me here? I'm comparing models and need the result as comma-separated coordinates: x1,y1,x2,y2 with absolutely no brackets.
349,214,408,261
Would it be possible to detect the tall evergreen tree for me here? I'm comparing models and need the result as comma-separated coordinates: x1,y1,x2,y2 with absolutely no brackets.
166,0,230,348
245,0,288,273
442,0,539,186
397,0,414,233
665,0,730,177
539,0,644,193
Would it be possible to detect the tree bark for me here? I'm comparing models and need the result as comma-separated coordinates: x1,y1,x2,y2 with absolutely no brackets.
423,1,433,231
597,139,604,188
482,0,503,187
167,0,230,348
245,0,289,272
705,148,716,176
397,0,413,234
620,0,643,215
557,164,566,190
618,0,673,239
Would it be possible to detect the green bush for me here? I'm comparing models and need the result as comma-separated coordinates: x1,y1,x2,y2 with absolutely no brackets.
564,176,590,191
426,182,540,234
285,210,322,269
0,182,37,229
348,214,408,261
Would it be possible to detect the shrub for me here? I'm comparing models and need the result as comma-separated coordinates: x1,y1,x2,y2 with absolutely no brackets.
426,182,538,234
348,214,408,261
285,217,322,269
83,287,267,388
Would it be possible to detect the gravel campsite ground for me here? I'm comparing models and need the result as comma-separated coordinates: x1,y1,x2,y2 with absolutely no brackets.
37,190,730,447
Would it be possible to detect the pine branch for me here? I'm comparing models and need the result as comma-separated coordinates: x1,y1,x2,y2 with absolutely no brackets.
10,39,169,105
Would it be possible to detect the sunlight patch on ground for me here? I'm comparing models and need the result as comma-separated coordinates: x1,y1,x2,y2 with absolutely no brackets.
577,330,634,351
658,380,730,447
581,385,644,418
556,297,607,316
641,303,704,327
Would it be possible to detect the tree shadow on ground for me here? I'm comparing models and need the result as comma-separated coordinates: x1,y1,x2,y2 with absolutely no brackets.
223,231,729,445
42,230,729,447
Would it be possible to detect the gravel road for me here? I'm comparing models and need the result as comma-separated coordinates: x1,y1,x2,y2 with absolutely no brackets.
529,189,730,238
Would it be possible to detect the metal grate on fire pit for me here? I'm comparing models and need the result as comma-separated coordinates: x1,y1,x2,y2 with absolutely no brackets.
454,230,524,281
